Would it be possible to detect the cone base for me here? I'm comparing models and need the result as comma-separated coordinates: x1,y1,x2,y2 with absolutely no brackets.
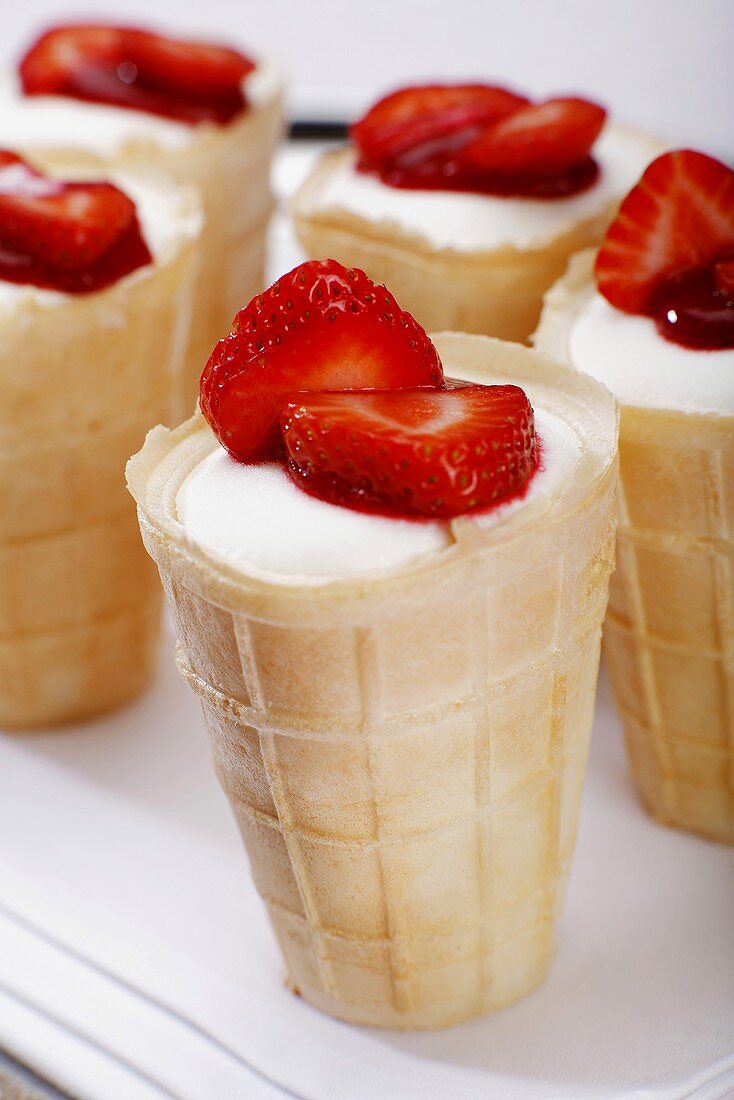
608,630,734,846
282,939,553,1030
0,598,160,731
274,901,555,1028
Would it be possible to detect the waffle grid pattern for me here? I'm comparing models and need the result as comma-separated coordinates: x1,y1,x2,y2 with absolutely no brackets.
160,473,614,1028
604,425,734,844
129,333,619,1027
0,246,195,728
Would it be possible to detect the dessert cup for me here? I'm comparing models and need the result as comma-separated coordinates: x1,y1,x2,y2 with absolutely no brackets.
0,170,201,729
0,63,284,411
128,334,618,1028
535,249,734,844
292,126,663,344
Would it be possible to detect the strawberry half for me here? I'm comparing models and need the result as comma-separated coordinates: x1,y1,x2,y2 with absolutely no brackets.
199,260,444,462
125,29,253,96
462,97,606,175
280,382,537,519
19,25,121,96
0,150,136,270
19,24,254,125
595,149,734,313
351,84,529,168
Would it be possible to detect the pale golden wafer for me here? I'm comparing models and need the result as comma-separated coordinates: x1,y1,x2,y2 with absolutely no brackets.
0,183,199,728
535,249,734,844
128,334,618,1026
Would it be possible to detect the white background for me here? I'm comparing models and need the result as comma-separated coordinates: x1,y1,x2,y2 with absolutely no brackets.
0,0,731,155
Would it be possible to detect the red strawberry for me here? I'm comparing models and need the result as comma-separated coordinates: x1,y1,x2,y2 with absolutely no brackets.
715,257,734,296
463,97,606,175
0,150,136,270
124,29,253,96
596,150,734,313
19,24,253,125
200,260,444,463
280,382,537,519
19,25,122,96
351,84,529,168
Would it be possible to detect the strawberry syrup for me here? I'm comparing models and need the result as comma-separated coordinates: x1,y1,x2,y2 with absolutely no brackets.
40,63,248,126
0,219,152,294
358,154,599,199
649,263,734,350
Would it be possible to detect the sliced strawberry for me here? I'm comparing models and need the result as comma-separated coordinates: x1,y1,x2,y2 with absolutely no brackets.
351,84,529,168
596,150,734,313
462,97,606,175
19,25,122,96
123,29,254,96
0,152,136,270
199,260,444,463
280,382,537,519
19,24,253,125
714,256,734,296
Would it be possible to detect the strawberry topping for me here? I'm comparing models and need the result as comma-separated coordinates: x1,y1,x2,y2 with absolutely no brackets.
200,260,539,520
595,150,734,349
351,84,529,169
199,260,444,462
0,150,151,293
714,257,734,297
462,98,606,175
19,24,255,125
281,383,537,519
351,83,606,198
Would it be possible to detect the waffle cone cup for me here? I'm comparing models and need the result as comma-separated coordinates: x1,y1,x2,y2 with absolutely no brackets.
21,72,284,412
292,128,662,345
0,182,200,730
127,334,618,1027
535,250,734,844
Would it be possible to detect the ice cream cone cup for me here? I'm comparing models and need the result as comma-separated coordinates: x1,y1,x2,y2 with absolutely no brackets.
127,334,618,1027
0,173,201,729
7,64,284,412
291,127,662,345
535,249,734,844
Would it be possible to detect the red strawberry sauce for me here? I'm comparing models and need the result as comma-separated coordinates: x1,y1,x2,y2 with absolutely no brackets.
357,155,599,199
0,220,151,295
648,264,734,351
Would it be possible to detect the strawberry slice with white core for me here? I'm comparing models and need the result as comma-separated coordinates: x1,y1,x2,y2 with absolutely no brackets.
0,150,136,270
280,382,537,519
199,260,444,463
463,97,607,175
595,149,734,313
351,83,530,168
